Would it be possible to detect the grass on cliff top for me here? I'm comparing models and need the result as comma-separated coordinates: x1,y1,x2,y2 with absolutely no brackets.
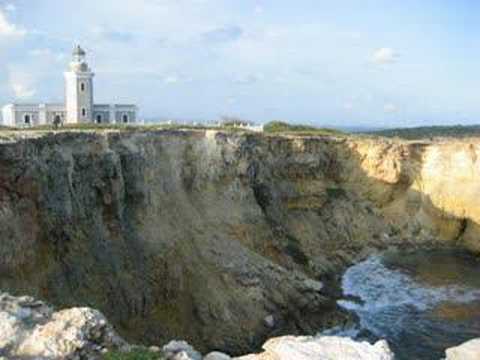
0,122,255,134
0,121,346,137
364,124,480,140
263,121,345,136
103,349,164,360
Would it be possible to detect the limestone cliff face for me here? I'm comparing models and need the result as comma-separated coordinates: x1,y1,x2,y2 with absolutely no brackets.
0,130,478,354
338,138,480,251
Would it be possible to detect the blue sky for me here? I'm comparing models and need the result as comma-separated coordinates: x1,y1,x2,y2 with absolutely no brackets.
0,0,479,127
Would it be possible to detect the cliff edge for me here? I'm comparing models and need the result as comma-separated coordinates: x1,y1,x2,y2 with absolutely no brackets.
0,130,478,354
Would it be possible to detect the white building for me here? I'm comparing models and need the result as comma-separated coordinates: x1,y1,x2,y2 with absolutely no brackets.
1,45,138,127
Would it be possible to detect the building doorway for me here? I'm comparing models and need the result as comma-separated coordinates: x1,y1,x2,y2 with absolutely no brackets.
53,115,62,128
96,114,102,124
24,114,31,125
122,114,129,123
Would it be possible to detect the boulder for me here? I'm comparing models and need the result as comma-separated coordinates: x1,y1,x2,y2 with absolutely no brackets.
0,292,128,359
445,338,480,360
235,335,394,360
263,314,275,328
163,340,203,360
204,352,232,360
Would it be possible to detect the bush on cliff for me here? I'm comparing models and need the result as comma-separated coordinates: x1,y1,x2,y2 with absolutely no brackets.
0,122,250,133
366,124,480,139
264,121,344,135
103,349,164,360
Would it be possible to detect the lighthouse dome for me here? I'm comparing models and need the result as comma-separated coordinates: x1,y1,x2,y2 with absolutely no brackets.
73,45,86,57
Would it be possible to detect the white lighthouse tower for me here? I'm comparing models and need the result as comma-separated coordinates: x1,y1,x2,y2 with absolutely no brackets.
64,45,94,123
2,44,137,127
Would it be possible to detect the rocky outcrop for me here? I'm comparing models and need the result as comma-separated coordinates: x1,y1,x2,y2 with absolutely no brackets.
236,336,394,360
163,340,202,360
445,338,480,360
4,290,480,360
0,130,479,354
339,138,480,252
0,292,127,359
0,291,395,360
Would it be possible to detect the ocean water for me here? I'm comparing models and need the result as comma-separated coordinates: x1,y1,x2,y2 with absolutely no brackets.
331,250,480,360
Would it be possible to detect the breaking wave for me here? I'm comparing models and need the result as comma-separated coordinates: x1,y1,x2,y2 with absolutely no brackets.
332,252,480,360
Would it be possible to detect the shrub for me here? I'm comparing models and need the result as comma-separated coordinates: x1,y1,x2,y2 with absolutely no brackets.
285,234,310,266
219,115,253,127
263,121,344,135
326,187,347,199
366,125,480,140
0,123,252,133
103,349,164,360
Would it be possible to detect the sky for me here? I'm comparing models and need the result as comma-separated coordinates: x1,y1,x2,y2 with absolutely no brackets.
0,0,479,127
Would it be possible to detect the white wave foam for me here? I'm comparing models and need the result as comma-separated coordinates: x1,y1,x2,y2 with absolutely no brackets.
339,255,480,313
329,253,480,357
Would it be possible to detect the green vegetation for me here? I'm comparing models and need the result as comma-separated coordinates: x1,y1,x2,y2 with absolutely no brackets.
366,125,480,140
103,349,164,360
1,120,347,137
218,115,253,127
0,123,248,133
6,122,480,140
326,187,347,199
263,121,344,136
0,125,16,131
285,234,310,266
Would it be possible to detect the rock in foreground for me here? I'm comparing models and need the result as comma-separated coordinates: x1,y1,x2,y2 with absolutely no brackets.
0,292,128,359
445,338,480,360
9,290,480,360
235,335,394,360
0,291,397,360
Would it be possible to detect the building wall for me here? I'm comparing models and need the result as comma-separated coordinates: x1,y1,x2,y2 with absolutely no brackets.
94,104,137,124
93,111,110,123
45,111,66,125
2,104,136,127
115,108,137,124
65,72,94,123
40,104,66,125
1,104,67,127
1,105,15,126
14,110,40,127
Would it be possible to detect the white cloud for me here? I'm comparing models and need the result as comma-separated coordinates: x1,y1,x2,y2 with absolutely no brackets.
202,25,243,43
4,4,16,12
254,5,264,14
163,74,193,84
232,73,265,84
349,32,362,41
344,102,353,111
164,75,179,84
0,10,26,37
8,70,36,98
29,48,66,62
11,83,35,98
384,103,399,113
371,47,398,65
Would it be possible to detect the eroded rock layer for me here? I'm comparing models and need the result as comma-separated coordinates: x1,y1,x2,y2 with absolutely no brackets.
0,130,478,353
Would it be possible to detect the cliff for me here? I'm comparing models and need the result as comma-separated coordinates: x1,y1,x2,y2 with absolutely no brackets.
1,290,474,360
0,130,478,354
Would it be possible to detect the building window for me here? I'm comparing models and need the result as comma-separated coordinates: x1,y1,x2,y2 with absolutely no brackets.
24,114,31,125
54,115,62,127
96,114,102,124
82,108,86,117
122,114,129,123
80,82,86,92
